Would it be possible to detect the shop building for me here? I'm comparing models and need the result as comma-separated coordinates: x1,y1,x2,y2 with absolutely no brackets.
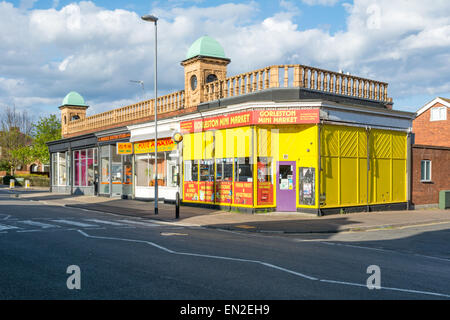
48,35,415,214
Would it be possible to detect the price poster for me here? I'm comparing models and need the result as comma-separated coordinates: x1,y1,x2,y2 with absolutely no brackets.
234,182,253,205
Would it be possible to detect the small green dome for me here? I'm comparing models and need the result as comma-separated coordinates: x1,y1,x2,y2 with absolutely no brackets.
185,35,227,60
62,91,87,106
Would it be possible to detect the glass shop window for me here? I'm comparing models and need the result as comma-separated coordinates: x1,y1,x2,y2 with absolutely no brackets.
235,157,253,182
200,159,214,182
257,157,272,183
216,158,233,182
184,160,198,182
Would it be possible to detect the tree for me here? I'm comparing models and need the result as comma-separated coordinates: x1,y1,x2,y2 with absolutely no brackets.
29,114,61,165
0,106,33,175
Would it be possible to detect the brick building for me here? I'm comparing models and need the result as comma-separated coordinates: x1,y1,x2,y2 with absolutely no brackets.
47,35,415,214
411,97,450,207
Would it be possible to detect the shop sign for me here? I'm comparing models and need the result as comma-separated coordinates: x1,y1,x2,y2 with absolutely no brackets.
183,181,199,201
257,182,273,205
98,132,131,142
234,182,253,205
215,181,232,204
134,137,176,154
117,142,133,155
180,109,320,133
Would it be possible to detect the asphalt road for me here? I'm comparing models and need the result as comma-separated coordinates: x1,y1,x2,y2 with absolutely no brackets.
0,188,449,300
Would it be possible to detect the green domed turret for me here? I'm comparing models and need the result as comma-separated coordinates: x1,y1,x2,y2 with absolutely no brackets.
185,35,228,60
61,91,87,107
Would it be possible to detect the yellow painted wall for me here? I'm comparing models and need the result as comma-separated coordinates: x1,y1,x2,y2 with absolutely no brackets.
320,125,407,208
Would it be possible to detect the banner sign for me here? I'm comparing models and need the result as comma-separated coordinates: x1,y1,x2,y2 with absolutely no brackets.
234,182,253,205
180,109,320,133
134,137,176,154
98,132,131,142
183,181,199,201
117,142,133,155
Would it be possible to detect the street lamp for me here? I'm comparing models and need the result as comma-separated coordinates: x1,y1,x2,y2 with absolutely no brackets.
141,14,159,215
130,80,145,100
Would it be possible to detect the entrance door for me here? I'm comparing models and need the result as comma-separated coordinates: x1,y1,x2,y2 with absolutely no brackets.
276,161,296,211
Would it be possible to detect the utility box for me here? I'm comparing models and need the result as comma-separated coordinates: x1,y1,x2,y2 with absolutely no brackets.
439,190,450,209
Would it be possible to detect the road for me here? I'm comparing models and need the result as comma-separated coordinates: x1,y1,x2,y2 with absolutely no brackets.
0,188,449,300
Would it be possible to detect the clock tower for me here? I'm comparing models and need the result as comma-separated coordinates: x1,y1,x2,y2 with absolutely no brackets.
181,36,230,109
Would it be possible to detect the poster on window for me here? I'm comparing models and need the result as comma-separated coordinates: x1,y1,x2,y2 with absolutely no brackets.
215,181,232,204
299,167,315,205
183,181,199,201
257,182,273,205
198,181,214,202
234,182,253,205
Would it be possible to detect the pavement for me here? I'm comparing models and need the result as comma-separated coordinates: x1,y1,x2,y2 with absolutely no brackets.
5,186,450,234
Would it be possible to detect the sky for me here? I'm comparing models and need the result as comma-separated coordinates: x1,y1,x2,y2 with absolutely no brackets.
1,0,449,118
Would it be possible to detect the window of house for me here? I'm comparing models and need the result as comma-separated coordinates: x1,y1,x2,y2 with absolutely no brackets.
430,107,447,121
420,160,431,182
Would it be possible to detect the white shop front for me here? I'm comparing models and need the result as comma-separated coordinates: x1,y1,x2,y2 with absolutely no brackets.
128,119,181,201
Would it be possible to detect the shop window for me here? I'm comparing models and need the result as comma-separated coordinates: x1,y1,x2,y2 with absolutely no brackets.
58,152,67,186
136,154,150,187
100,145,110,193
74,148,96,187
148,152,166,187
299,167,315,205
216,158,233,182
200,159,214,181
257,157,272,183
184,160,199,182
235,157,253,182
420,160,431,182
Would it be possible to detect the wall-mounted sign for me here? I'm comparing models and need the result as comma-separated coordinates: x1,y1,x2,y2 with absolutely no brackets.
117,142,133,155
172,132,183,143
134,137,176,154
180,109,320,133
98,132,131,142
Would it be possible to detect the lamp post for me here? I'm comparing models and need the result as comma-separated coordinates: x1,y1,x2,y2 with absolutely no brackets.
141,14,159,215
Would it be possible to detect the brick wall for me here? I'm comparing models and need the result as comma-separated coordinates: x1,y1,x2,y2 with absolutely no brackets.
411,145,450,205
412,102,450,147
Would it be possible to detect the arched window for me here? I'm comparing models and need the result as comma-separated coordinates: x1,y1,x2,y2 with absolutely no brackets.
206,74,218,83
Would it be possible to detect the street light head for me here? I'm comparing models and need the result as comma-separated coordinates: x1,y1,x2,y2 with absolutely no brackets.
141,14,158,23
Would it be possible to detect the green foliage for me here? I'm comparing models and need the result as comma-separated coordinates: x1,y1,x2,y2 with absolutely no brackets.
29,114,61,164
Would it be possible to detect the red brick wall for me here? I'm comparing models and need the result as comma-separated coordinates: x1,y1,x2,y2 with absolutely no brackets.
412,102,450,147
411,145,450,205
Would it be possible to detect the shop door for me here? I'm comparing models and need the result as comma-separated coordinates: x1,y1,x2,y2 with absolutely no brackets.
276,161,296,211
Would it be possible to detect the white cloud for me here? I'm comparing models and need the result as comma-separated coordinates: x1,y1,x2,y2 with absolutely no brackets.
301,0,340,6
0,0,449,116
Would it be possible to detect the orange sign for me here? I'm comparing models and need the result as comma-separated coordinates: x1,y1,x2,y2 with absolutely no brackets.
180,109,319,133
98,132,130,142
234,182,253,205
134,137,176,154
117,142,133,155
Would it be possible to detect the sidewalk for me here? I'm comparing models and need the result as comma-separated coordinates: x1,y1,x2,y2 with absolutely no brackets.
8,188,450,234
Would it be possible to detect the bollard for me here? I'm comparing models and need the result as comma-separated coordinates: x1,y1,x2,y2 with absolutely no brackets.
25,180,30,189
175,191,180,219
9,179,15,189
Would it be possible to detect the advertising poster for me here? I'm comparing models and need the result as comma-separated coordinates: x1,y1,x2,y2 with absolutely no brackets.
183,181,199,201
257,182,273,205
198,181,214,202
234,182,253,205
215,181,232,204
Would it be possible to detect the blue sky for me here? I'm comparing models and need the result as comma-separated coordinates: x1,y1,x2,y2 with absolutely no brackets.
1,0,449,117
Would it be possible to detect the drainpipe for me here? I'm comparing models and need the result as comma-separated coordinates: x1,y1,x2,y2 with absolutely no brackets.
406,129,412,210
317,121,323,217
366,126,370,212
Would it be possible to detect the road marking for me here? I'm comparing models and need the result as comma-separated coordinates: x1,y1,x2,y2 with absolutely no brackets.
84,219,126,226
19,220,59,229
51,220,98,228
76,229,450,299
0,223,19,231
160,232,188,236
2,215,11,220
119,219,159,227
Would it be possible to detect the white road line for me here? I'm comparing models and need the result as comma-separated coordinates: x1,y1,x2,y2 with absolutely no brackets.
118,219,159,227
84,219,126,226
19,220,59,229
51,220,98,228
0,223,19,231
2,215,11,220
76,229,450,299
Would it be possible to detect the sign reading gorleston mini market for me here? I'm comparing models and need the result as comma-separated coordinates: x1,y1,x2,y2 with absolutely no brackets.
180,109,320,133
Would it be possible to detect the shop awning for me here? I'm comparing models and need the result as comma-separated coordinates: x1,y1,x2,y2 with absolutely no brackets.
130,129,175,142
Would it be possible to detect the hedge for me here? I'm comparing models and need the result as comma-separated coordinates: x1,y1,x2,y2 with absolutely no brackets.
2,175,49,187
